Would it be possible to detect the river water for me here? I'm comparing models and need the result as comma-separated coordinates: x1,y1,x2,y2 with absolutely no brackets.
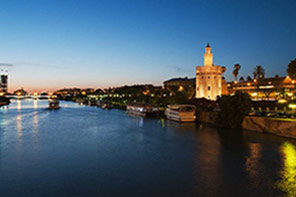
0,100,296,196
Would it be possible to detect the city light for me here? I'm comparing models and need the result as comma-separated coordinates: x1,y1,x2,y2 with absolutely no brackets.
288,104,296,109
287,92,293,97
278,99,287,104
251,92,257,97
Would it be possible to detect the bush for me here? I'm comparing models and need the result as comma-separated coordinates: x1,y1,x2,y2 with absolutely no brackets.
217,91,252,128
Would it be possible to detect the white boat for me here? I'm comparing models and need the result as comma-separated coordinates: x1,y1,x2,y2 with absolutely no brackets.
48,99,60,109
126,104,159,117
165,105,196,122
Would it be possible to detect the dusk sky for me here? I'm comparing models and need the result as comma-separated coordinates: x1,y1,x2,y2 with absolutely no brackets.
0,0,295,92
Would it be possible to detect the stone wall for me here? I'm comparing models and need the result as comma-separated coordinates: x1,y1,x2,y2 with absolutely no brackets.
242,116,296,139
197,111,296,139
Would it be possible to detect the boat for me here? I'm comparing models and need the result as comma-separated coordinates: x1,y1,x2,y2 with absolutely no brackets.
48,99,60,109
98,100,113,110
165,105,196,122
126,104,159,117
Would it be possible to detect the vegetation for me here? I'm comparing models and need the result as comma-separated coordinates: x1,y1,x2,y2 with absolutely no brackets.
55,84,195,107
287,59,296,79
253,65,265,79
217,91,252,128
246,76,252,81
232,64,241,82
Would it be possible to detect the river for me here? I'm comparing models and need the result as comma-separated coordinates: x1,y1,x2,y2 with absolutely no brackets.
0,100,295,196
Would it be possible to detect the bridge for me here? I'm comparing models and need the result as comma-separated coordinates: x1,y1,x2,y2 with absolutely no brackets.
5,95,51,99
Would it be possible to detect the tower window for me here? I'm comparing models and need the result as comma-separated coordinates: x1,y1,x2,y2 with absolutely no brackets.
197,87,199,91
208,76,210,79
208,86,211,91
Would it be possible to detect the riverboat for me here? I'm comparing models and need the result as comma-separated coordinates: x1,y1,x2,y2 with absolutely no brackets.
48,99,60,109
126,104,159,117
165,105,196,122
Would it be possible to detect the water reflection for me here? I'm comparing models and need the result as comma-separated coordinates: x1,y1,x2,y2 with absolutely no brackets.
16,112,22,138
33,100,38,109
245,143,263,191
33,111,39,134
277,142,296,196
17,100,21,111
194,126,222,196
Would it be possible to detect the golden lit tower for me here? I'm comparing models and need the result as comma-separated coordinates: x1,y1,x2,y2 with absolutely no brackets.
204,43,213,66
196,44,224,100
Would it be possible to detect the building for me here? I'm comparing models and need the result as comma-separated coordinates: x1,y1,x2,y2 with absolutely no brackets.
228,76,296,100
196,44,225,100
0,74,8,94
163,77,195,89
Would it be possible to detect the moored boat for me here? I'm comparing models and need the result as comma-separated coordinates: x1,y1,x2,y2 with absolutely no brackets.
165,104,196,122
126,104,159,117
48,99,60,109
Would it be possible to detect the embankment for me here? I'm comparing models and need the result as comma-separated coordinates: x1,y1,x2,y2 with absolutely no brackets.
198,111,296,139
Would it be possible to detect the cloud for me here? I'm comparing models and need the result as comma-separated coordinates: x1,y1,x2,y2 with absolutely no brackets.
0,63,13,67
12,62,67,69
173,66,192,73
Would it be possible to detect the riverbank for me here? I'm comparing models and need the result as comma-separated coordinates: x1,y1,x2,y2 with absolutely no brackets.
0,97,10,107
198,111,296,139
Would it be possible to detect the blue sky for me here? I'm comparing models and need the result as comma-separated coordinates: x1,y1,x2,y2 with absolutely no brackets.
0,0,295,91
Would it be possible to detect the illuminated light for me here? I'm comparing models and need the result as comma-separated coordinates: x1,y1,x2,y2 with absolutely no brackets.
17,92,21,96
251,92,258,97
82,91,86,95
142,90,149,95
0,92,4,96
234,81,238,84
292,80,295,84
287,92,293,96
253,79,257,82
227,84,231,87
178,86,184,91
48,92,53,96
278,99,287,104
33,92,38,96
247,83,251,86
268,81,272,85
287,76,290,79
289,104,296,109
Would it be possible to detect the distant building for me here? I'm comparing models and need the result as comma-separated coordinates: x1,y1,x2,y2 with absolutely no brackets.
228,76,296,100
163,77,195,89
0,74,8,94
196,44,224,100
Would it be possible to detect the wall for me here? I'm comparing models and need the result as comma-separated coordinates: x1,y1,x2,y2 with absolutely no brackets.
242,116,296,139
198,111,296,139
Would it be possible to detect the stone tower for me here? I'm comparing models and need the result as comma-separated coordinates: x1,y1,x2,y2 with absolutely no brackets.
195,44,223,100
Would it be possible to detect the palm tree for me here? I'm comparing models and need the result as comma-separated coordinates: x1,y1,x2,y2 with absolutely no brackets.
239,76,244,82
246,76,252,81
253,65,265,79
287,59,296,79
232,64,241,82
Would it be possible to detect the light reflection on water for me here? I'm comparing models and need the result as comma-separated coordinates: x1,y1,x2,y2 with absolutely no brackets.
277,142,296,197
1,99,296,196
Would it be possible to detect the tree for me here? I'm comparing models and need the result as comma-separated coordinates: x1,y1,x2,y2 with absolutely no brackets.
232,64,241,82
247,76,252,81
239,76,244,82
287,59,296,79
253,65,265,79
217,91,252,128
